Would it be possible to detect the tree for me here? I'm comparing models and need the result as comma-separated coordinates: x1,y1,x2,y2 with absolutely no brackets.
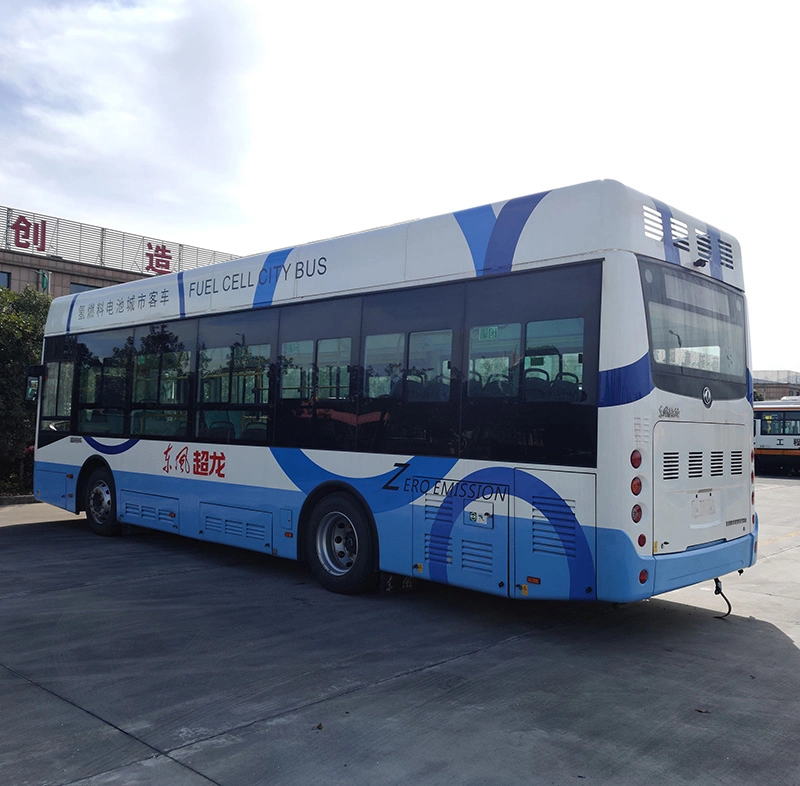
0,287,51,493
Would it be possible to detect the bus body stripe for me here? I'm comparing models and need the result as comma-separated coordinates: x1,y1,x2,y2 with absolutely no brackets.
84,437,140,454
652,199,680,265
253,248,294,308
453,205,496,277
483,191,551,275
66,294,79,333
428,466,593,599
598,353,654,407
454,191,551,277
178,272,186,318
705,224,724,281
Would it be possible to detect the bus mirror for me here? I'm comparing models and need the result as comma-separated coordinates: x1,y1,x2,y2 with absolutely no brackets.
25,376,40,402
24,365,46,403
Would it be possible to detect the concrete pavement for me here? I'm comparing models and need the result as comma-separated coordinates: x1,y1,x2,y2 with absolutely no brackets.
1,478,798,785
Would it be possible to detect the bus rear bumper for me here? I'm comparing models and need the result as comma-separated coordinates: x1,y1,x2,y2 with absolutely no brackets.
651,533,756,597
596,527,757,603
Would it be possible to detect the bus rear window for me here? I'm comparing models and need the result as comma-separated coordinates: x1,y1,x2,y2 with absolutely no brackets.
639,258,746,400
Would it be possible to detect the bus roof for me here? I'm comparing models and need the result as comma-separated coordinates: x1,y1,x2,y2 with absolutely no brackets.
755,400,800,410
45,179,744,337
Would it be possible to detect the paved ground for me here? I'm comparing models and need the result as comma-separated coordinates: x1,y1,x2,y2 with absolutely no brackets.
1,477,798,786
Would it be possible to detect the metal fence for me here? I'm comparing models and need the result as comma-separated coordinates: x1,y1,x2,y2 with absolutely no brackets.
2,205,239,275
754,370,800,385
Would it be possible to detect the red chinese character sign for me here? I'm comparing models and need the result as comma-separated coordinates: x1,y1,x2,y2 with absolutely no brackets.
163,444,226,478
145,242,173,274
11,215,47,252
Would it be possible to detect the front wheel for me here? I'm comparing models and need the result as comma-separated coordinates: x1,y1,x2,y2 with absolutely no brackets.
84,467,120,536
305,493,378,594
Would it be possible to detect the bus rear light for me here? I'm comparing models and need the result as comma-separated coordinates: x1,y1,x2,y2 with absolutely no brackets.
751,471,755,483
752,491,755,505
639,570,648,584
751,450,754,463
637,534,647,547
630,450,642,469
631,504,642,523
631,477,642,495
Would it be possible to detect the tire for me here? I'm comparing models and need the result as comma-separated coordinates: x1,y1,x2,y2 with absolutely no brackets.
305,493,378,594
84,468,120,536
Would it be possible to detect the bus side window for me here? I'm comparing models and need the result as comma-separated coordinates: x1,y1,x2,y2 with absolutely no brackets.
364,333,405,398
280,340,314,399
408,329,452,402
467,324,521,398
41,360,74,431
317,337,351,400
130,324,192,439
525,318,585,403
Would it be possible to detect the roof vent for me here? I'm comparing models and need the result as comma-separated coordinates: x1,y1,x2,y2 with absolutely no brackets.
643,205,664,241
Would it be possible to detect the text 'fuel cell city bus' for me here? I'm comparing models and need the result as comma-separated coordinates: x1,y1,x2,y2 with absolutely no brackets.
28,180,757,602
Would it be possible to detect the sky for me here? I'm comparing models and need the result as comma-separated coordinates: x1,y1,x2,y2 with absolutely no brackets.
0,0,797,370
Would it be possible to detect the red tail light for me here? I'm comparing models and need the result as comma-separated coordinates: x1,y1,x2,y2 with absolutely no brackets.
630,450,642,469
631,504,642,523
631,477,642,495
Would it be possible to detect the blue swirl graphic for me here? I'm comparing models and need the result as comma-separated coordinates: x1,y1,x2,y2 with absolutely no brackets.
84,437,140,455
427,465,593,599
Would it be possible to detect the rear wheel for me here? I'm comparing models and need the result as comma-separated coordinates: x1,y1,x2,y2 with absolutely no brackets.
84,468,120,536
305,493,378,594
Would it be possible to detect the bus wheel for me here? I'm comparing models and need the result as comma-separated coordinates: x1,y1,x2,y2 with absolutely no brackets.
306,493,378,594
85,468,120,537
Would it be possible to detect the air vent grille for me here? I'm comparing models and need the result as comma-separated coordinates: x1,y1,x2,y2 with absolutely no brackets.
661,449,746,480
425,533,453,566
462,540,493,574
424,495,453,523
720,240,734,269
697,232,713,260
663,452,680,480
531,495,577,558
642,205,736,271
688,451,704,478
643,205,664,240
671,217,690,251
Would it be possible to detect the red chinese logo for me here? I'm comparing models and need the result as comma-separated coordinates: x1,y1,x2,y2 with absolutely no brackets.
193,450,226,478
145,242,172,274
11,216,46,252
163,444,225,478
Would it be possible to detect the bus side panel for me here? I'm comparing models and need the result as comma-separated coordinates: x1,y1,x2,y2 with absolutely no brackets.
33,460,77,511
409,472,510,598
110,466,303,559
511,469,596,601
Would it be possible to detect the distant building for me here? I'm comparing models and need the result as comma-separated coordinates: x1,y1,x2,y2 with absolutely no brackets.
753,370,800,401
1,204,239,297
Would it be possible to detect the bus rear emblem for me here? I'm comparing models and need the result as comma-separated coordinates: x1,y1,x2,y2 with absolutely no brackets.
702,386,713,407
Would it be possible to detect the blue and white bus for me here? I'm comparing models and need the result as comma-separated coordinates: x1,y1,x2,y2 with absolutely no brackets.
29,180,757,602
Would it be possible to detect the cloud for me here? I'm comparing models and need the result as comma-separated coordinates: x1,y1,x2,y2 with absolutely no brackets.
0,0,256,247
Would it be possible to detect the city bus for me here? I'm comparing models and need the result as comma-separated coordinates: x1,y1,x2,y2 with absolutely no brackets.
754,398,800,474
27,180,757,602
